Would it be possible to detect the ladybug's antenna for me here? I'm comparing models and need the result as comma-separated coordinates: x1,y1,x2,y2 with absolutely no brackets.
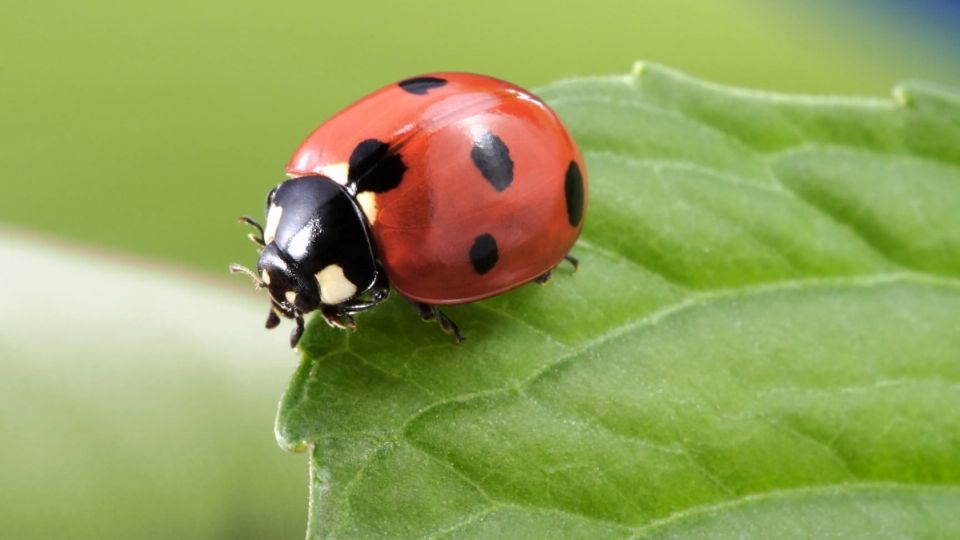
229,263,265,288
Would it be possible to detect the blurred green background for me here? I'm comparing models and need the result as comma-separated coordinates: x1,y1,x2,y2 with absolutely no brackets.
3,0,959,274
1,1,957,538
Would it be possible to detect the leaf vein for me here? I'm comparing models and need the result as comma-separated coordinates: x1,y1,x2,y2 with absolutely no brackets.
627,482,960,539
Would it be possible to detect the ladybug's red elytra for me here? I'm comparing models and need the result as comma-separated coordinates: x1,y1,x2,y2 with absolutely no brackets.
231,73,588,347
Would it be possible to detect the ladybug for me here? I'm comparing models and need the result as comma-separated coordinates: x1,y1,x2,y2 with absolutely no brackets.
231,73,587,347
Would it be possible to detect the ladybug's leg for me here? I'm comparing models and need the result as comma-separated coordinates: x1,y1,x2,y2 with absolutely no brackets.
290,314,305,348
337,298,384,314
410,301,465,343
533,253,579,286
238,216,266,247
318,266,390,331
336,270,390,314
436,311,465,343
320,306,357,331
238,215,264,235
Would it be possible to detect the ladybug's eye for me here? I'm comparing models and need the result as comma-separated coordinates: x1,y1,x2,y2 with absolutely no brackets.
265,185,279,213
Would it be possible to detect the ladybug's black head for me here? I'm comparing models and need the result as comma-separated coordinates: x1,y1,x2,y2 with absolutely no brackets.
257,243,322,317
232,175,380,347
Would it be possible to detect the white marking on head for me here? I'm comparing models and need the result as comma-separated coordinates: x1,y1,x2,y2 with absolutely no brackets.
318,162,349,186
315,264,358,305
264,203,283,244
284,291,297,304
261,270,271,285
356,191,378,225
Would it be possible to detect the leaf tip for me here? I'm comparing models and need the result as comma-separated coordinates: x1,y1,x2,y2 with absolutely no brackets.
892,85,913,108
275,422,310,453
631,60,647,79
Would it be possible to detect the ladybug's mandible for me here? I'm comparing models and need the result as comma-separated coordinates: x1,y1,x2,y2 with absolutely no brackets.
231,73,588,347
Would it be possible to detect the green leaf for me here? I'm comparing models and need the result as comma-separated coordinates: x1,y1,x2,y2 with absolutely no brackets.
276,63,960,538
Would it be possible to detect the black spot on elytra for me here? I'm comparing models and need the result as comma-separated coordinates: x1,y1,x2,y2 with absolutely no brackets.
348,139,407,193
398,76,448,95
564,161,584,227
469,234,498,275
470,132,513,192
